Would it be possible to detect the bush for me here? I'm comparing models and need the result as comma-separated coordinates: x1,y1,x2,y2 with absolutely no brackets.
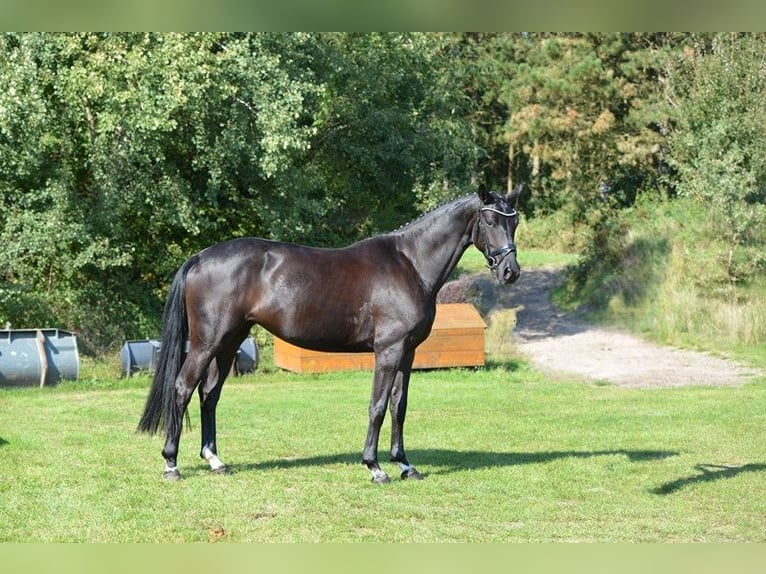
557,196,766,355
665,33,766,283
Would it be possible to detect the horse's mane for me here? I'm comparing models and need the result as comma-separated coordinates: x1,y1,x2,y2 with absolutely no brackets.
388,193,476,236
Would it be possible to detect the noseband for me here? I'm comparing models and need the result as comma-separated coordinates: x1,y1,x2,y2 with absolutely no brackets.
478,206,518,271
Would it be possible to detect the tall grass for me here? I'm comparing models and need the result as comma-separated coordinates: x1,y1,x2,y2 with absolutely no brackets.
649,260,766,355
554,197,766,367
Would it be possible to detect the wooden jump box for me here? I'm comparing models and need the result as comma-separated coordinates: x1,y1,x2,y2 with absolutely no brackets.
274,303,486,373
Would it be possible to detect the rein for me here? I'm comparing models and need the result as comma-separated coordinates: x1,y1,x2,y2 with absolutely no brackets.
478,206,517,270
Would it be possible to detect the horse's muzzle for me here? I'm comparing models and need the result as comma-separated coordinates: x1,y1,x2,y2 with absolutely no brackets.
498,257,521,285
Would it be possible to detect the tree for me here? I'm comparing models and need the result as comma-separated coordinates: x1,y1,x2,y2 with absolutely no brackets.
0,33,324,349
0,33,477,350
449,33,682,219
664,32,766,282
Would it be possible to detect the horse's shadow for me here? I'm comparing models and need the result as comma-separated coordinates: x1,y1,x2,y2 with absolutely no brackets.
225,450,766,495
229,447,678,476
651,462,766,495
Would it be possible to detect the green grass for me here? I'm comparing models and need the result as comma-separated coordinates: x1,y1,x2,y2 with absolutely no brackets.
454,247,577,277
2,363,765,542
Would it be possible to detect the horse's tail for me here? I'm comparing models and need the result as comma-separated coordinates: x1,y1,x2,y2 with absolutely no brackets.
137,255,198,437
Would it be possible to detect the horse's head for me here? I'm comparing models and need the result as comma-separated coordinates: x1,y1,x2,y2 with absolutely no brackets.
475,183,522,285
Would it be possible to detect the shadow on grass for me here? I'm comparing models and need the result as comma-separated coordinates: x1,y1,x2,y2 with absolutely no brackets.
230,448,678,476
481,358,525,371
0,437,8,447
651,463,766,495
416,359,525,373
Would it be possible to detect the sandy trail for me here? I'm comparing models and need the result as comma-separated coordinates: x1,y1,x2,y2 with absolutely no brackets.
440,267,760,388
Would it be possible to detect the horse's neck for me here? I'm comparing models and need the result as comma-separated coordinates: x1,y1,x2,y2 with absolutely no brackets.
394,196,478,295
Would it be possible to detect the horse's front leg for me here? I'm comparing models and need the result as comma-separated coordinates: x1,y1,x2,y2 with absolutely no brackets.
389,349,424,480
363,346,403,483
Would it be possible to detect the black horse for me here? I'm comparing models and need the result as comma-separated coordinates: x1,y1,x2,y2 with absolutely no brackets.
138,184,522,483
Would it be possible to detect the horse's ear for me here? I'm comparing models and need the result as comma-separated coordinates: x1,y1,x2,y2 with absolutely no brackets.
478,183,492,204
507,183,524,205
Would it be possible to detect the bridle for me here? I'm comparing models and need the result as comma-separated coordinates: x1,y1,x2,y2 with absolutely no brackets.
477,205,518,271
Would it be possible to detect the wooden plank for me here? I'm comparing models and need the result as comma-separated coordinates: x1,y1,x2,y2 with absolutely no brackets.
273,303,486,373
430,304,486,330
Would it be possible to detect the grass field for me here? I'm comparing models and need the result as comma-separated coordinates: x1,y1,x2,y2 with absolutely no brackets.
2,362,765,542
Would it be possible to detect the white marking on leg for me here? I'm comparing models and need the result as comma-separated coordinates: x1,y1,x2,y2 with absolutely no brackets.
202,447,226,471
370,467,389,482
399,462,423,479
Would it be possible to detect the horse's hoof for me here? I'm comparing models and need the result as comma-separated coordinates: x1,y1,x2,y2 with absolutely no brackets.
163,469,182,481
401,467,424,480
371,473,392,484
212,465,230,475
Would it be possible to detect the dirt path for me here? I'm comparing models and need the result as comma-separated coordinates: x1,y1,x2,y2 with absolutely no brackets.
441,267,761,388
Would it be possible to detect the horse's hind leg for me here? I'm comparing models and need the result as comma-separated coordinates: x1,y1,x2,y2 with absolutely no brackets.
162,349,214,480
198,342,239,474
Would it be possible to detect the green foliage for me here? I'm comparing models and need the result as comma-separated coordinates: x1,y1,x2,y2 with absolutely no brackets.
450,33,682,216
553,34,766,359
280,33,477,240
0,33,476,351
557,196,766,360
3,32,766,359
664,33,766,282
